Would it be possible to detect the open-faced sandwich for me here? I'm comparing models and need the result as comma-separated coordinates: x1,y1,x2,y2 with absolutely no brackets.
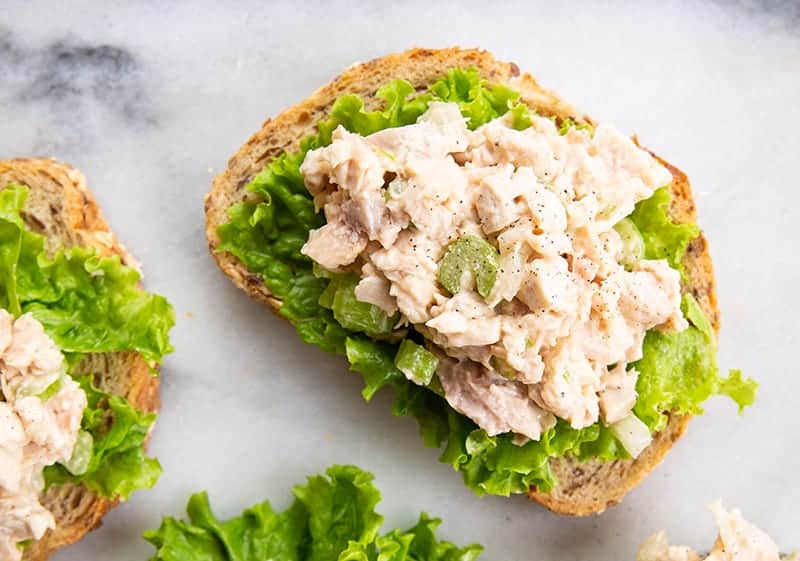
205,48,755,514
0,159,174,560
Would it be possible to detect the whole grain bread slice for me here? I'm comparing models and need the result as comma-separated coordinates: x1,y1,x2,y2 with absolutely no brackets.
0,158,161,561
204,48,719,515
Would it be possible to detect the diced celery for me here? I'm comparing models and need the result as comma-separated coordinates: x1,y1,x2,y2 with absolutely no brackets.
331,276,397,335
394,339,438,386
312,262,334,279
610,413,652,458
438,235,499,298
35,375,63,401
62,430,93,476
317,278,339,309
490,356,517,380
614,218,645,269
16,371,61,399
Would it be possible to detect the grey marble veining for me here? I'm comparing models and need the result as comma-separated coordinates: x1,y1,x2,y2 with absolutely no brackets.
0,29,157,156
713,0,800,30
1,1,799,560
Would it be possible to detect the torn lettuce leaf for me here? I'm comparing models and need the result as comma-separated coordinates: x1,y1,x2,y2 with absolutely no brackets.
44,375,161,501
629,185,699,274
634,295,757,431
216,68,755,496
317,80,433,144
428,68,528,129
558,117,593,136
143,465,482,561
716,369,758,414
0,183,175,363
0,184,27,316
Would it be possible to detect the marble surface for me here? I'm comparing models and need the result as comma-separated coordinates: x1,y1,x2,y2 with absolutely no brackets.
2,1,799,559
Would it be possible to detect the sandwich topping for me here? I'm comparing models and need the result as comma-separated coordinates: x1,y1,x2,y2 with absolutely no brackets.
637,502,786,561
300,102,683,445
0,311,86,561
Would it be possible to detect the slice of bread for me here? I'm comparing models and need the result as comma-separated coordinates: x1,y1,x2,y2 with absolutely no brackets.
204,48,719,515
0,158,161,560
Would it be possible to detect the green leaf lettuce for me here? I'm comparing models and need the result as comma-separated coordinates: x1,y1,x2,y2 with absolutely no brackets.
144,465,481,561
0,183,175,363
44,376,162,500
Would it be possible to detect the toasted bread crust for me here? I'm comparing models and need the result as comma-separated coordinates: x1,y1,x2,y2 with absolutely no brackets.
204,48,719,515
0,158,161,561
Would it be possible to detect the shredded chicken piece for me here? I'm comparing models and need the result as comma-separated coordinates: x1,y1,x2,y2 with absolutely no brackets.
0,311,86,561
436,352,555,441
638,502,782,561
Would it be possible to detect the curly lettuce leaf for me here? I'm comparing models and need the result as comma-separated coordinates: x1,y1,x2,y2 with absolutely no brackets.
345,337,404,401
296,466,383,561
558,118,593,136
403,513,483,561
507,104,532,131
0,183,175,363
428,68,526,129
633,301,718,431
716,369,758,414
340,513,483,561
144,466,477,561
215,69,753,496
633,295,757,431
144,492,308,561
0,186,27,316
317,80,432,145
393,381,622,495
44,375,161,500
627,194,756,429
629,186,699,273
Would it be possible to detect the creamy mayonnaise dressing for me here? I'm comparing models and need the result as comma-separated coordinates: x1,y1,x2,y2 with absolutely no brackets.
300,102,685,445
0,311,86,561
637,502,784,561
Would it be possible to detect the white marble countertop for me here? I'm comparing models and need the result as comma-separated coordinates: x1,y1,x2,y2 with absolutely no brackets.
2,1,799,559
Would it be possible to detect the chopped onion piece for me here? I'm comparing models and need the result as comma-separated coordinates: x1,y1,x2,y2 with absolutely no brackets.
611,413,652,458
